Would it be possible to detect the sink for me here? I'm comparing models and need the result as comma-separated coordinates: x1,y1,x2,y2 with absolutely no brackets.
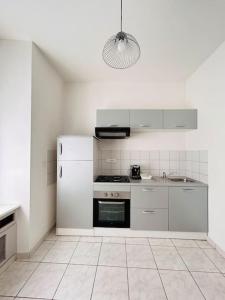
167,176,195,183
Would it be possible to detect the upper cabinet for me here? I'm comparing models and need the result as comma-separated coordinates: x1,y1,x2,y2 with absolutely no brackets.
96,109,130,127
130,109,163,129
96,109,197,130
163,109,197,129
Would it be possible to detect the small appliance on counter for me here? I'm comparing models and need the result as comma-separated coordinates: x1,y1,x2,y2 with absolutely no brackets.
130,165,141,180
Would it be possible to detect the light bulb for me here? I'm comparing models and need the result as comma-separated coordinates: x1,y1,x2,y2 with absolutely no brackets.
117,39,126,52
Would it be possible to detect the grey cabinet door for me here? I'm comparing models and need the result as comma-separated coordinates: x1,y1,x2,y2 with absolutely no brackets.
163,110,197,129
57,161,93,229
131,208,168,230
96,109,130,127
131,186,168,208
169,187,208,232
130,110,163,129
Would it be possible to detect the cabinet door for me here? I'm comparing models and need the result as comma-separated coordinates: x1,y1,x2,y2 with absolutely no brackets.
130,110,163,129
131,208,168,230
163,110,197,129
96,110,130,127
169,187,208,232
131,186,168,208
57,161,93,229
57,136,93,161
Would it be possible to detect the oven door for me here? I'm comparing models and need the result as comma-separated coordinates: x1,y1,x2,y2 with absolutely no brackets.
93,198,130,228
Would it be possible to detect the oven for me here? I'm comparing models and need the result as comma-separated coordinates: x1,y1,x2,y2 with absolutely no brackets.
93,191,130,228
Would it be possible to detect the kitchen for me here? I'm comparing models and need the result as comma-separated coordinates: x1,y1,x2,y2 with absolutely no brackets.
0,0,225,299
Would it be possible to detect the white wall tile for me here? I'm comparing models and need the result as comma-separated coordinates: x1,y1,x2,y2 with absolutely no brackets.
160,151,170,161
200,151,208,163
149,151,160,160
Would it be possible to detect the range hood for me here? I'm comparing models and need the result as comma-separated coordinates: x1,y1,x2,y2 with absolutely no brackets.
95,127,130,139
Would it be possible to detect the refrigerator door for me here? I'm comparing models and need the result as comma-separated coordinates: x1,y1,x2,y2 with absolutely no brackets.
57,136,93,161
57,161,93,228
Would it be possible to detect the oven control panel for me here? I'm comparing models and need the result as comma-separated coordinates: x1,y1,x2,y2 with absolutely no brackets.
94,191,130,199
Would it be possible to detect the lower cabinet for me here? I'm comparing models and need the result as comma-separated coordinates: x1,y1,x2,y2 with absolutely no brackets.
131,208,168,230
169,187,208,232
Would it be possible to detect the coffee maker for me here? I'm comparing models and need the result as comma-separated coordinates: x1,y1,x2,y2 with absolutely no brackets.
130,165,141,180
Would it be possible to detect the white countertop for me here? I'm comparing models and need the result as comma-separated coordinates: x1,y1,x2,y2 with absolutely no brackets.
0,204,20,220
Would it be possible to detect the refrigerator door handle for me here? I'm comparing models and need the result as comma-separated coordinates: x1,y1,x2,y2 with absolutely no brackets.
59,166,62,178
59,143,63,155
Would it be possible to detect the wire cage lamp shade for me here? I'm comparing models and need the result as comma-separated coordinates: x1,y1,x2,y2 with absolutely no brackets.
102,0,140,69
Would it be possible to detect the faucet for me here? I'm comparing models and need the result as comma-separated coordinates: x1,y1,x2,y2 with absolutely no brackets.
162,172,166,179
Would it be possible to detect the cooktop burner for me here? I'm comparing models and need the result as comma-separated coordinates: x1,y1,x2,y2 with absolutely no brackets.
95,175,130,183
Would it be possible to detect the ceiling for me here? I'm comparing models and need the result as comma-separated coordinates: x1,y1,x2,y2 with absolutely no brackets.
1,0,225,82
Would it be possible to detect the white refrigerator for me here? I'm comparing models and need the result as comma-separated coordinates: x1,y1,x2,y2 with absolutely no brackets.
57,136,97,230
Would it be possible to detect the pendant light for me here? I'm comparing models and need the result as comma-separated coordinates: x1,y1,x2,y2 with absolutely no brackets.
102,0,140,69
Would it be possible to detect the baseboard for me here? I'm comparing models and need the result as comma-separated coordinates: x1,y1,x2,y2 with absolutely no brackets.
56,227,207,240
17,223,56,259
207,236,225,258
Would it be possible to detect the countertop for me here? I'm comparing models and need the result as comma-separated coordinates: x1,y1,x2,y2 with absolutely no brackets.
94,176,207,187
0,204,20,220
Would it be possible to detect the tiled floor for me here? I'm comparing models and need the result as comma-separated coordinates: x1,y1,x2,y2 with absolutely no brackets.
1,231,225,299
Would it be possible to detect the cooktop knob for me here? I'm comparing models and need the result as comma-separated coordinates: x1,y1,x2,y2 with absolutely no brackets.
104,192,108,197
111,192,114,197
115,192,119,197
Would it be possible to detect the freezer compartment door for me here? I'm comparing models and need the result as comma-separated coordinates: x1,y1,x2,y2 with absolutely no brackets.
57,136,93,161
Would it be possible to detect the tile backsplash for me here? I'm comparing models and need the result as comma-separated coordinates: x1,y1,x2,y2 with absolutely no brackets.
98,150,208,183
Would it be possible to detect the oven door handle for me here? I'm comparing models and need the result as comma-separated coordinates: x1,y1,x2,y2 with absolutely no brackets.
98,201,125,205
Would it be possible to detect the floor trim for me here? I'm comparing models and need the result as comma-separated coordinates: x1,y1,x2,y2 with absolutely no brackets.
207,236,225,258
56,227,207,240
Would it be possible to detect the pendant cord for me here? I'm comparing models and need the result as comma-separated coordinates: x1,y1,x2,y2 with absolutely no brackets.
120,0,123,32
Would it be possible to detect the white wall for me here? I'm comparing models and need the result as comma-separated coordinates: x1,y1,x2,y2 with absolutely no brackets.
64,82,187,150
0,40,32,253
186,41,225,251
30,44,64,250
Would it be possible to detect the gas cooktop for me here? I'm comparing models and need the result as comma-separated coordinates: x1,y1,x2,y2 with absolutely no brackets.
95,175,130,183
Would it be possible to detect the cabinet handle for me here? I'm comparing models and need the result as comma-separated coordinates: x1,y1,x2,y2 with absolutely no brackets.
176,125,185,128
182,188,195,191
59,166,62,178
107,124,118,127
142,188,156,192
59,143,63,155
142,210,156,214
139,124,151,128
98,201,125,205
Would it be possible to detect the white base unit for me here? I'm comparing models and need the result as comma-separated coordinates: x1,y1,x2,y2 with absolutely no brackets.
0,222,17,267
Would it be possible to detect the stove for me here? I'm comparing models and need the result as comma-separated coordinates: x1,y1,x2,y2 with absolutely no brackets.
95,175,130,183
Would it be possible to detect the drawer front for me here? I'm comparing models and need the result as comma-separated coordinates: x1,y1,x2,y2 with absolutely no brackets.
131,186,168,208
131,208,168,231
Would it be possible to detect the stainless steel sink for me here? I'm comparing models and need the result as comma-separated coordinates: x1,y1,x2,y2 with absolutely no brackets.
167,176,195,183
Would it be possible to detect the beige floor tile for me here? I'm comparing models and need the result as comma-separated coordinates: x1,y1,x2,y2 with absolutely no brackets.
21,241,55,262
45,230,58,241
70,242,101,265
152,246,187,270
18,263,66,299
172,239,198,248
0,297,14,299
192,272,225,300
57,235,80,242
196,240,214,249
92,266,128,300
149,238,173,247
126,237,149,245
128,268,166,300
0,262,38,296
126,244,156,269
80,236,102,243
177,247,218,272
103,236,125,244
99,243,126,267
160,270,204,300
203,249,225,273
54,264,96,300
42,241,77,263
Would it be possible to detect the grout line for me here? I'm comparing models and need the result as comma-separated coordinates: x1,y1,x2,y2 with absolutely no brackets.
52,242,79,299
201,248,223,274
125,241,130,300
148,239,168,300
173,243,207,300
90,241,102,300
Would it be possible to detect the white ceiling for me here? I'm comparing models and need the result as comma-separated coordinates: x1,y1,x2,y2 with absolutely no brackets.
1,0,225,82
